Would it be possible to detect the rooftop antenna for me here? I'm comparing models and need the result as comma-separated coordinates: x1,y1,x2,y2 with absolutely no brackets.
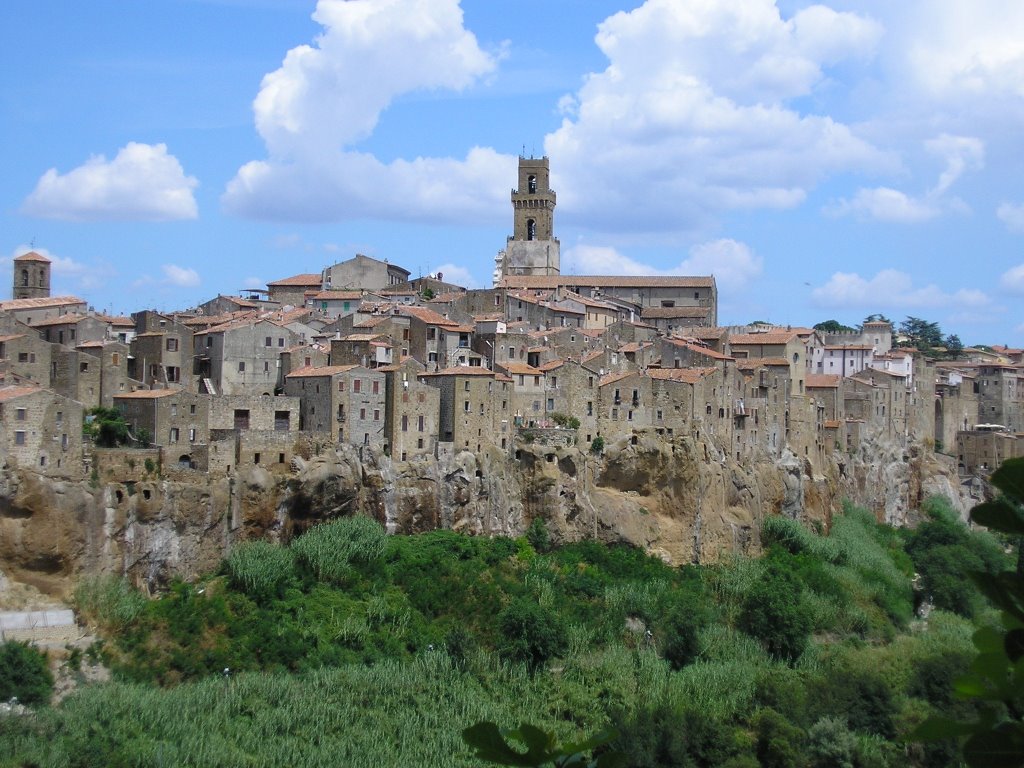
521,143,526,158
29,236,36,249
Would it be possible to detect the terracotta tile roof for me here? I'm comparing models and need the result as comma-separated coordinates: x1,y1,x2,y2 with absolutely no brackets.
114,388,182,399
95,314,134,326
824,343,873,351
0,296,86,311
759,357,792,367
501,362,544,376
499,275,716,289
0,385,41,401
76,340,107,348
472,313,504,322
537,359,565,372
13,251,50,263
728,331,800,345
647,367,716,383
285,364,359,378
663,338,734,361
599,370,638,387
267,273,323,287
340,333,387,342
823,419,842,429
353,315,394,329
582,350,604,363
418,367,496,377
197,315,286,336
560,292,618,310
29,314,88,327
0,334,25,343
428,292,465,303
641,306,711,319
806,374,841,388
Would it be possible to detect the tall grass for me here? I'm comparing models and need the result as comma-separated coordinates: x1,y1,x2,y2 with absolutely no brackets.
292,515,386,584
73,575,146,631
225,540,295,601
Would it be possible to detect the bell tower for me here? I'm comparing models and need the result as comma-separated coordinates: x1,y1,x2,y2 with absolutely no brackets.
493,156,560,284
12,251,51,300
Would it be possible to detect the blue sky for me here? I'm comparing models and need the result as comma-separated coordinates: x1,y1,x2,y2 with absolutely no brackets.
3,0,1024,345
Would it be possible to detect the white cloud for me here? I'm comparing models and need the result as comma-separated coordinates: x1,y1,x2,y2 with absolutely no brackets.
546,0,888,233
224,0,507,223
1000,264,1024,294
828,133,983,222
22,143,198,221
812,269,990,309
161,264,201,288
563,238,761,292
429,262,480,289
997,202,1024,233
827,187,939,223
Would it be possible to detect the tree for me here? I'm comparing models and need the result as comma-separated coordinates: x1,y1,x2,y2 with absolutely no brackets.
945,334,964,357
861,313,893,328
84,407,131,447
813,319,855,333
0,641,53,706
738,563,812,663
496,598,566,670
900,316,943,350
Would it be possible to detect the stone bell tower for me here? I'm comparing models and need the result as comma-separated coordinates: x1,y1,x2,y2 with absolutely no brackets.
493,156,560,284
12,251,51,300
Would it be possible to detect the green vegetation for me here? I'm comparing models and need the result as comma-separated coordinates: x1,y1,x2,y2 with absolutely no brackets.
83,406,130,447
0,641,53,706
813,319,855,333
1,500,1014,766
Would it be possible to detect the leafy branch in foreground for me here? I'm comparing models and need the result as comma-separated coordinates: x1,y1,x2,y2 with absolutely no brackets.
462,722,625,768
912,457,1024,766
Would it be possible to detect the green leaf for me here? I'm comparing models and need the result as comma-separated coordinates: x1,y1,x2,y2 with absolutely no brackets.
511,724,556,757
910,716,981,741
962,721,1024,767
991,459,1024,507
972,499,1024,536
463,722,545,766
560,728,618,756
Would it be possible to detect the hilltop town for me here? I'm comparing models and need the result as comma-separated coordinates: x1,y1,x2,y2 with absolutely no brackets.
1,157,1021,589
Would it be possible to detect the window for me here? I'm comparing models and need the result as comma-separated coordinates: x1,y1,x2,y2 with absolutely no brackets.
354,379,361,393
509,346,516,359
265,336,272,347
16,408,26,421
171,404,178,417
402,415,408,432
15,431,25,446
427,327,436,341
360,408,366,419
464,381,470,392
169,428,179,443
190,404,196,415
372,380,379,395
417,438,424,449
56,411,63,424
254,452,261,465
264,361,270,373
167,338,178,352
373,409,380,421
527,219,536,240
587,401,593,416
112,353,120,365
189,428,196,442
17,353,28,362
206,337,213,348
238,361,246,373
278,338,285,347
338,380,346,392
464,401,470,412
80,362,89,373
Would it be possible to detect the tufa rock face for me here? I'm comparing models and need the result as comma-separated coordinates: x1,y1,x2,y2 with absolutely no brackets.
0,431,974,596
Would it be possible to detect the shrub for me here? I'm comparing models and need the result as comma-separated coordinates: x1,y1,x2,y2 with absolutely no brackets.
292,516,387,584
74,575,146,631
752,707,804,768
496,597,566,669
737,563,812,663
525,517,551,554
806,717,856,768
659,596,707,670
0,641,53,706
225,540,296,603
589,436,604,454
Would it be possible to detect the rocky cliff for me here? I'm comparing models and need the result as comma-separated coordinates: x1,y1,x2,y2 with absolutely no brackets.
0,432,980,597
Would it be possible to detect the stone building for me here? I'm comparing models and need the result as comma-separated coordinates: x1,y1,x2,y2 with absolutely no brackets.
284,364,387,447
382,358,440,462
0,296,87,326
266,273,322,307
322,254,410,292
0,330,51,387
208,395,299,434
419,367,498,453
975,364,1023,432
113,389,210,450
195,317,299,396
12,251,51,301
494,156,560,281
0,385,83,477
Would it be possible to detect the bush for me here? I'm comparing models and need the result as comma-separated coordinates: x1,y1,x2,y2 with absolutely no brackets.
659,596,707,670
292,516,387,584
806,717,856,768
74,575,146,631
737,563,812,663
225,540,296,603
525,517,551,554
590,436,604,454
496,597,566,669
752,707,804,768
0,641,53,706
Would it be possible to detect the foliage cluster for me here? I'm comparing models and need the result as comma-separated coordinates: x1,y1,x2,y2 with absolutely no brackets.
4,498,1015,766
0,641,53,706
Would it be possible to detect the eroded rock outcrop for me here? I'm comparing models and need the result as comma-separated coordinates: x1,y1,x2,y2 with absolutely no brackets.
0,431,978,597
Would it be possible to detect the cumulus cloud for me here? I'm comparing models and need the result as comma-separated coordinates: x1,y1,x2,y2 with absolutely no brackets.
1001,264,1024,294
161,264,201,288
997,202,1024,233
22,143,198,221
546,0,888,232
811,269,990,309
828,133,983,222
563,238,761,292
224,0,507,223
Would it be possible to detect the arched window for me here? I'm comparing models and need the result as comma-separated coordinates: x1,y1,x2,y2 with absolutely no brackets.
528,174,537,193
38,269,44,287
21,269,28,287
527,219,536,241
